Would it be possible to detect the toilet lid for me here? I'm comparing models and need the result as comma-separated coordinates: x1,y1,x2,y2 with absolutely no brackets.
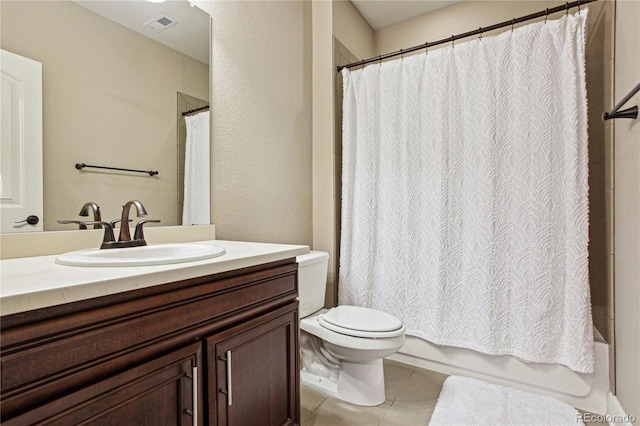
318,306,405,338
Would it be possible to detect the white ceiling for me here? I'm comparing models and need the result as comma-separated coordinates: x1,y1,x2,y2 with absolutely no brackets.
73,0,210,64
72,0,461,64
352,0,462,30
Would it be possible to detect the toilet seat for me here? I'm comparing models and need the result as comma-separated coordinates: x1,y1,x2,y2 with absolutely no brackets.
318,306,405,338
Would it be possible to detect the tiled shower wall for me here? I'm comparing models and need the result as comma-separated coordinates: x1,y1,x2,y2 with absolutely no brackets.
584,0,615,391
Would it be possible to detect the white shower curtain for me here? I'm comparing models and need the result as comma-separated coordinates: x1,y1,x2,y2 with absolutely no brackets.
339,12,594,373
183,110,210,225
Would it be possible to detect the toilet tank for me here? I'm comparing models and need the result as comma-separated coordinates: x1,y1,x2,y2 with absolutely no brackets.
296,251,329,318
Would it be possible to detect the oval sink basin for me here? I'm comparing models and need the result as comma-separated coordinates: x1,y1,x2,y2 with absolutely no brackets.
55,243,226,267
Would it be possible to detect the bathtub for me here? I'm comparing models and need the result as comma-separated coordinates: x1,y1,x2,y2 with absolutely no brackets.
388,327,609,414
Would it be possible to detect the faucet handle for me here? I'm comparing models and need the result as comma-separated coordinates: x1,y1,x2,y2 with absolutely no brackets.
58,220,115,248
109,219,132,229
134,219,161,242
58,219,88,230
59,219,109,228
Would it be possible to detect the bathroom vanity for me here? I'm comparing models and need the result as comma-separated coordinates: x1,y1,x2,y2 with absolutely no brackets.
0,240,308,425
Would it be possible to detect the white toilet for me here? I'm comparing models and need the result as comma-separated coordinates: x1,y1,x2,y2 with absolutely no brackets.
297,251,405,406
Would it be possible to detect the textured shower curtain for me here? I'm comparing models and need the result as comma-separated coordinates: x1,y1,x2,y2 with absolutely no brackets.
339,12,594,373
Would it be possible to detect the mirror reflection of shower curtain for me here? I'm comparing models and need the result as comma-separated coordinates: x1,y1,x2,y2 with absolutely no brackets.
182,111,210,225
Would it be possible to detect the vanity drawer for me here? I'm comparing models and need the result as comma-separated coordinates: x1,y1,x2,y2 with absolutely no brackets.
3,342,202,426
0,259,297,417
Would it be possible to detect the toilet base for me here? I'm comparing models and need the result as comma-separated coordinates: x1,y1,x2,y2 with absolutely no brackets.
301,357,386,406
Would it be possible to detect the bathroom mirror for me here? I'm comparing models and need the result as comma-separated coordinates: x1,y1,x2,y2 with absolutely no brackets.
0,0,210,232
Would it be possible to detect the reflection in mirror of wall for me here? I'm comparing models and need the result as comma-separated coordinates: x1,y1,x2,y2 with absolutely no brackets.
0,0,210,232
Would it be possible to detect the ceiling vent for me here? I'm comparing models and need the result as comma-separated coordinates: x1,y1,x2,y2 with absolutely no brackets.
144,14,178,33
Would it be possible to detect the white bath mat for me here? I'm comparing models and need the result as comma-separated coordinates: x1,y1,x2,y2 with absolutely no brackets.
429,376,584,425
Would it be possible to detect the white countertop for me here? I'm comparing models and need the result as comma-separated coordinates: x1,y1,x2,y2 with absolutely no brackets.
0,240,309,316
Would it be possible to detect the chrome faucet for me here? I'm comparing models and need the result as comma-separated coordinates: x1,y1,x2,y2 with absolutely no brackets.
79,202,102,229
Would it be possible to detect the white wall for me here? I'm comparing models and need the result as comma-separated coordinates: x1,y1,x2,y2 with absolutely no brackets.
613,0,640,419
209,1,313,246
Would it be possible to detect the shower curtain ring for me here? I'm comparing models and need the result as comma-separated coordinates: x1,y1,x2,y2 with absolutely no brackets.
479,27,483,41
545,8,549,23
424,42,429,55
511,18,515,31
451,35,455,47
566,2,570,14
400,48,404,61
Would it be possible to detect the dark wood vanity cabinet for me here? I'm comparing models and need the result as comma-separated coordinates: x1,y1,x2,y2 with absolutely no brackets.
208,308,299,425
0,258,300,426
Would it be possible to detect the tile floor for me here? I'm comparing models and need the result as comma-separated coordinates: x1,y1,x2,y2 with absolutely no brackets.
301,359,446,425
300,359,607,426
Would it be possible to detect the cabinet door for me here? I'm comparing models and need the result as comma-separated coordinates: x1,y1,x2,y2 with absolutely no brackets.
207,305,299,426
4,342,202,426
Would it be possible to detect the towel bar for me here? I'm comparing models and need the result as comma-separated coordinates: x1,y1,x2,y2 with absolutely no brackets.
602,82,639,121
75,163,158,176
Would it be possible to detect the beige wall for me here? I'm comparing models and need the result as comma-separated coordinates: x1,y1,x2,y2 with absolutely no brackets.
374,1,569,54
333,0,375,60
312,0,337,291
0,1,209,230
311,0,375,306
209,1,312,246
312,0,373,304
614,0,640,419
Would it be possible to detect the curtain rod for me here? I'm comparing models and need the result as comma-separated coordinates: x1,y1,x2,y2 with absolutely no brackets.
182,105,209,116
337,0,596,72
